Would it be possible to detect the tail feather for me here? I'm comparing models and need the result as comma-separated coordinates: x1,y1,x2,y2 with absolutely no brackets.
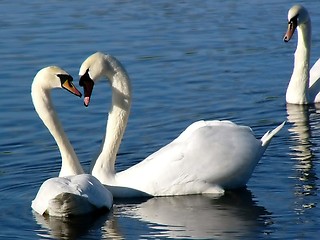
261,121,285,147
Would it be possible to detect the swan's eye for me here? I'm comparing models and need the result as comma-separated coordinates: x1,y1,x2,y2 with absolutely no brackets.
289,22,294,30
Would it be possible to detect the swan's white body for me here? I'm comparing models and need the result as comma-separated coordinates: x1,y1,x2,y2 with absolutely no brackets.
79,52,285,198
31,66,112,216
31,174,112,216
284,4,320,104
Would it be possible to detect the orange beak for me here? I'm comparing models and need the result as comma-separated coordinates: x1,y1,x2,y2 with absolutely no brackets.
283,19,297,42
62,80,82,97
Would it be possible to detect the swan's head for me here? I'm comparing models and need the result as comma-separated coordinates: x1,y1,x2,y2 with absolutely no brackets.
283,4,310,42
34,66,82,97
79,52,109,107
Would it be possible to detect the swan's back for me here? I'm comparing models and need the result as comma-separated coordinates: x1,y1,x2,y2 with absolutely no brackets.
32,174,113,217
309,58,320,102
116,120,271,196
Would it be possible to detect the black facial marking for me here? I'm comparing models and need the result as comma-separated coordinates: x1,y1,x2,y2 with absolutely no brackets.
288,15,298,29
79,69,91,86
57,74,73,87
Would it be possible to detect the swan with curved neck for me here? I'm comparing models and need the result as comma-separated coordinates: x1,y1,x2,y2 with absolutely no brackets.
79,52,285,198
284,4,320,104
31,66,112,216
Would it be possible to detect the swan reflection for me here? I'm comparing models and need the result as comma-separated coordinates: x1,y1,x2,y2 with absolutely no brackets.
286,104,318,208
112,189,271,239
286,104,312,160
33,190,270,239
33,210,120,239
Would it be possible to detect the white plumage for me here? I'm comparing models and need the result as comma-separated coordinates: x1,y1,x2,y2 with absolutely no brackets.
79,52,285,198
284,4,320,104
31,66,112,217
31,174,113,217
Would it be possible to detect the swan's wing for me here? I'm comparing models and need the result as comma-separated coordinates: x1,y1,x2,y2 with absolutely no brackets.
144,120,243,165
169,122,260,190
70,174,113,209
309,58,320,87
121,121,261,195
181,123,260,182
31,177,72,215
174,120,244,143
308,58,320,102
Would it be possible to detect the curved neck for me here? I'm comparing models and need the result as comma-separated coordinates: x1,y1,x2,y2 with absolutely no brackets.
286,21,311,104
31,83,84,177
91,57,131,182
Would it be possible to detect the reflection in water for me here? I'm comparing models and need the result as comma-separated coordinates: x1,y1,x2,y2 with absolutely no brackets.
33,190,271,239
33,210,121,239
286,104,318,210
113,190,272,239
286,104,313,162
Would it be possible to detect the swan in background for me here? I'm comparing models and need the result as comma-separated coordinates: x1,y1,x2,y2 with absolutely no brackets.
79,52,285,198
31,66,113,217
284,4,320,104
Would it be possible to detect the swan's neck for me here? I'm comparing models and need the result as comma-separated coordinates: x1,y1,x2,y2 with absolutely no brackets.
31,84,84,177
91,58,131,183
286,21,311,104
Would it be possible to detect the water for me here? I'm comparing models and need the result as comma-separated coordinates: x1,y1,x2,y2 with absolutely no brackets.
1,0,320,239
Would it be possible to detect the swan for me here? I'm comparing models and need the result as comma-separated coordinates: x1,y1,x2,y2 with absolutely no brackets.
31,66,113,217
284,4,320,104
79,52,285,198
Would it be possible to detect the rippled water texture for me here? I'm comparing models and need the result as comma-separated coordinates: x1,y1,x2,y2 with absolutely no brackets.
0,0,320,239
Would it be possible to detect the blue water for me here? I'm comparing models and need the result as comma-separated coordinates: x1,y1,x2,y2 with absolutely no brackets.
1,0,320,239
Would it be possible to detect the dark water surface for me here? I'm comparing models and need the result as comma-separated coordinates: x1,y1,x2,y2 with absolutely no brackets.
1,0,320,239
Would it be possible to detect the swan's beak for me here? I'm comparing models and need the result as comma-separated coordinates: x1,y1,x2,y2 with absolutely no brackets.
283,19,297,42
62,80,82,97
79,73,94,107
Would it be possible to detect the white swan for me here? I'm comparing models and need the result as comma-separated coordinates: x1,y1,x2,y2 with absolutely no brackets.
284,4,320,104
31,66,113,217
79,52,285,198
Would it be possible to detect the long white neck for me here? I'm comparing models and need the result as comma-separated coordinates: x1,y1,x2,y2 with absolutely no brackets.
286,20,311,104
31,83,84,177
91,56,131,183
